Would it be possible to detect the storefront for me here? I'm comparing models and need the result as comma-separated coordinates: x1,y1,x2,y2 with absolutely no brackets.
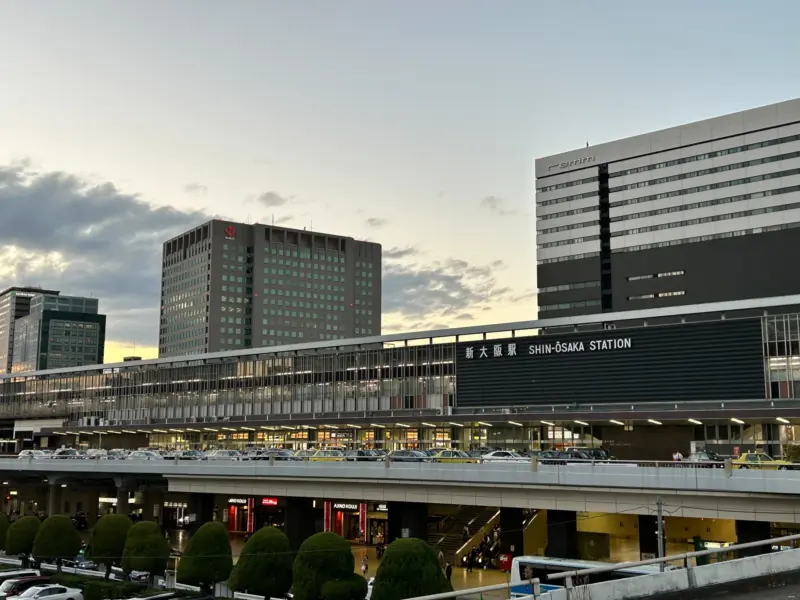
163,500,189,528
224,497,254,533
366,502,388,545
324,501,364,541
254,496,285,530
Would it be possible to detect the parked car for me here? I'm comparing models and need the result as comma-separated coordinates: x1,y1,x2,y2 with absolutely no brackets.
52,449,81,460
126,450,163,461
17,451,49,460
0,577,50,600
203,450,240,461
481,450,529,463
732,451,793,470
0,574,40,588
61,554,96,570
309,449,344,462
344,450,379,462
431,449,478,464
7,585,83,600
382,450,430,462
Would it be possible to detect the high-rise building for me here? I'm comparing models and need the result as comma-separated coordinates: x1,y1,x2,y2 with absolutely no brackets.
11,293,106,373
535,98,800,317
159,219,382,357
0,286,60,373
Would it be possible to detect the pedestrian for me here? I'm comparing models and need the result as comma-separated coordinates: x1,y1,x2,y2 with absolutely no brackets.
462,524,469,541
445,561,452,583
361,555,368,577
438,549,444,566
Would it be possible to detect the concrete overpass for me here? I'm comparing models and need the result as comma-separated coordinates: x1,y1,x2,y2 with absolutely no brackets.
3,458,800,523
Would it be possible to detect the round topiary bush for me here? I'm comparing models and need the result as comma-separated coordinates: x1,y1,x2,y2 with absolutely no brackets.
229,526,293,598
293,532,356,600
32,515,82,570
86,514,133,579
6,515,41,556
176,520,232,593
371,538,453,600
122,521,170,579
321,573,368,600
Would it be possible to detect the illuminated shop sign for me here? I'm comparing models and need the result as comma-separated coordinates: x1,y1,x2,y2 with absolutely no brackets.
463,338,632,360
375,503,388,512
333,502,359,511
261,497,279,506
228,497,248,505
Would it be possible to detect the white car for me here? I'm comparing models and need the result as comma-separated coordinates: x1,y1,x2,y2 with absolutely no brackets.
480,450,529,463
9,585,83,600
126,450,163,461
204,449,240,461
17,450,50,460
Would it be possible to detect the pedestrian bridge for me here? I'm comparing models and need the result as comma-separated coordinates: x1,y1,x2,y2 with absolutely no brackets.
3,458,800,522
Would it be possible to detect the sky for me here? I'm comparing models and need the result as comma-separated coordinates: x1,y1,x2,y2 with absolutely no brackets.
1,0,800,363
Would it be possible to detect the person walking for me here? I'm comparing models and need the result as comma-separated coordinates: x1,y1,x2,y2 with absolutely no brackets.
438,549,444,567
361,555,368,577
445,561,452,583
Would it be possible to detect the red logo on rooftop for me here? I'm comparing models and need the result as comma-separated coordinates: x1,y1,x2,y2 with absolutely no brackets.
224,225,236,238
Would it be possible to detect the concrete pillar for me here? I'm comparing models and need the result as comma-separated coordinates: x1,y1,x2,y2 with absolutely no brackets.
638,514,659,559
47,482,61,517
87,489,100,525
285,498,316,552
116,485,129,516
735,520,771,558
387,502,427,542
188,493,216,533
546,510,578,558
142,488,165,525
500,507,525,557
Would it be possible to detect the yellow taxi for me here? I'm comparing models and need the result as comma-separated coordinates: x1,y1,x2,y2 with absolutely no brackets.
309,449,345,462
732,451,793,470
431,449,479,463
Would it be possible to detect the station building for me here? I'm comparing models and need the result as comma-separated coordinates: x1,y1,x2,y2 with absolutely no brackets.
2,295,800,459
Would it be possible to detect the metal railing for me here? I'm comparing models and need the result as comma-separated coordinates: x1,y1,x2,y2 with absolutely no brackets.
547,532,800,588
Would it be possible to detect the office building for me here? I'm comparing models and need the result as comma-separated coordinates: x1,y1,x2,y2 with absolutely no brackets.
11,293,106,373
159,219,382,357
0,286,60,373
535,98,800,317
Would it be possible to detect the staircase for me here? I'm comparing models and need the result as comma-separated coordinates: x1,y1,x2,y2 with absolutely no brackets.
429,506,498,562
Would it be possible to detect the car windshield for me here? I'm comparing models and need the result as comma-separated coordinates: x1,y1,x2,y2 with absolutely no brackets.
758,453,774,461
18,588,41,598
0,581,20,593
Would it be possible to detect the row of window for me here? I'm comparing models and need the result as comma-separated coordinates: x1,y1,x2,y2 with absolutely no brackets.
612,182,800,223
537,204,597,222
613,222,796,253
538,280,601,294
538,251,601,265
610,149,800,194
538,234,600,250
610,162,795,212
627,270,684,281
610,132,800,178
539,299,601,312
540,167,800,247
628,291,686,300
535,131,800,197
611,199,800,238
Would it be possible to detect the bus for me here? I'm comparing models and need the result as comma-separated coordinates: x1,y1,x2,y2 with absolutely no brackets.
510,556,669,594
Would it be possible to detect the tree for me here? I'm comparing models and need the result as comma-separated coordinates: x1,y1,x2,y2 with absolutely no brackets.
176,521,232,593
32,515,81,572
293,532,357,600
6,515,41,561
86,514,133,579
229,527,293,599
371,538,453,600
0,513,9,552
121,521,170,581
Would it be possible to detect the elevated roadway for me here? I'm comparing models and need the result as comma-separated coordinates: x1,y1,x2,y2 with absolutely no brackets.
4,458,800,522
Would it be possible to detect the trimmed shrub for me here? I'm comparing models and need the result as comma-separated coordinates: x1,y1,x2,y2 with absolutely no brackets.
371,538,452,600
0,513,9,552
6,515,41,556
292,533,355,600
32,515,82,569
321,574,368,600
121,521,170,578
228,526,293,598
86,514,133,579
176,521,232,593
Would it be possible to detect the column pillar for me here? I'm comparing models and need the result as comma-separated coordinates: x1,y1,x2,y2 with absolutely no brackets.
87,489,100,525
638,515,659,559
735,520,771,558
188,493,216,533
500,507,524,557
546,510,578,558
114,478,131,516
47,481,61,517
285,498,317,552
387,502,427,542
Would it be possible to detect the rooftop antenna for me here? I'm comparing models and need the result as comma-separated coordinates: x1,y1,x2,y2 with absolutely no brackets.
586,141,589,148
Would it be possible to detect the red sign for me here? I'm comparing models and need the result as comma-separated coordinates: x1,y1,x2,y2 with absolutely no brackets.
224,225,236,238
247,497,255,533
261,497,278,506
359,502,367,538
324,501,332,532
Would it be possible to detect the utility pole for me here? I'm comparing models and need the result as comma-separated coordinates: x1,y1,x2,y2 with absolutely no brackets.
656,496,665,571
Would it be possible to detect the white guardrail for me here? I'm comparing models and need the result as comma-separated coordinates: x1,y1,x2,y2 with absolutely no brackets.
4,457,800,497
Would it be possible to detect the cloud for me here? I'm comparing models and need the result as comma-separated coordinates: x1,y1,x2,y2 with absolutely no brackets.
257,191,291,207
480,195,516,216
184,183,208,194
384,246,419,260
0,163,206,353
382,256,524,330
366,217,388,228
275,215,293,225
